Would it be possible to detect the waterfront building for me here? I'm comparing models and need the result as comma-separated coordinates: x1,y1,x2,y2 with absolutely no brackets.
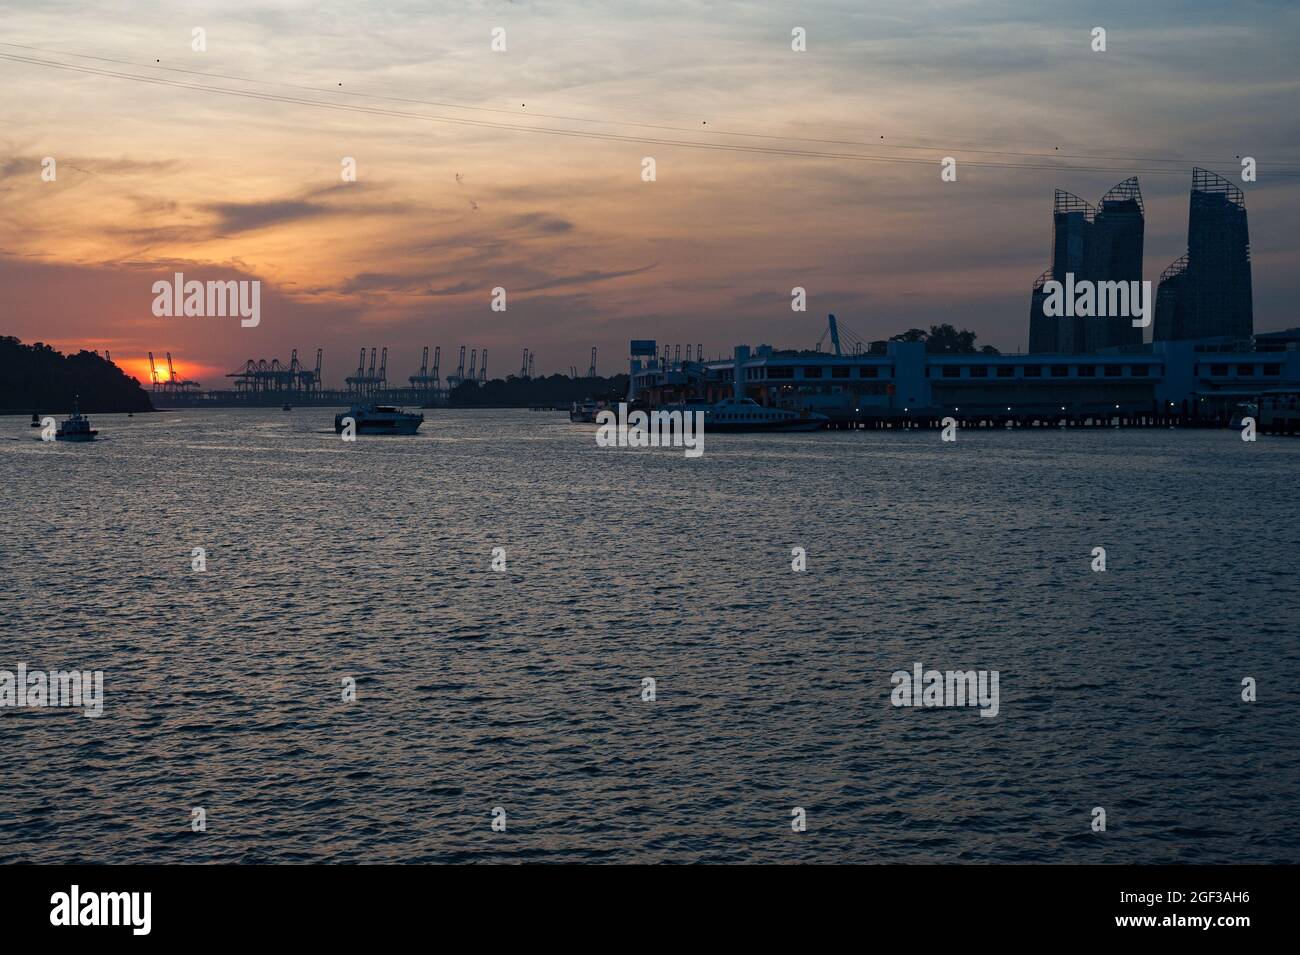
629,333,1300,424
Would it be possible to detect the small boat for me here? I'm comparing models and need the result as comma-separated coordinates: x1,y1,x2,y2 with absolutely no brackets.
334,403,423,435
55,398,98,441
1228,400,1257,430
30,412,41,427
282,404,293,411
570,399,603,423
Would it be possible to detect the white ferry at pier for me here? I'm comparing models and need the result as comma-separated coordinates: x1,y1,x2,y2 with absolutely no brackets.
678,397,827,432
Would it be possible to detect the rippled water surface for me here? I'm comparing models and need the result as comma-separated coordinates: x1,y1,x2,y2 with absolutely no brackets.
1,408,1297,863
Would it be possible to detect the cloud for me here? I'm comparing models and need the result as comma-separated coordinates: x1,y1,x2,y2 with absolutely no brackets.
503,212,574,235
340,271,430,294
517,263,658,292
201,198,331,234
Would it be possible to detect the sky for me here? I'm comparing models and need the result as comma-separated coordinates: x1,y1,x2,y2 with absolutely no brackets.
1,0,1298,388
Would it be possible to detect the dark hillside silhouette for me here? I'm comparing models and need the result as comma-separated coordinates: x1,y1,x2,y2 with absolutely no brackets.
0,337,154,413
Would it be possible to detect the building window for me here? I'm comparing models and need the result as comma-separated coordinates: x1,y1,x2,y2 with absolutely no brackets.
803,367,822,378
970,366,988,378
1264,364,1282,376
832,366,850,378
997,366,1015,378
1024,366,1041,377
1211,364,1229,376
1077,365,1095,377
860,367,878,378
942,366,961,378
1130,366,1150,377
1237,365,1255,376
1051,366,1069,377
768,366,793,379
1105,365,1123,377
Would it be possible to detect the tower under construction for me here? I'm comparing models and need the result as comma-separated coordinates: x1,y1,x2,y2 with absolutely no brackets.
1028,177,1145,353
1154,168,1253,343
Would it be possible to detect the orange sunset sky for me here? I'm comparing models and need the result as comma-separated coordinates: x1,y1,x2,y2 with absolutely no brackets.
2,0,1298,388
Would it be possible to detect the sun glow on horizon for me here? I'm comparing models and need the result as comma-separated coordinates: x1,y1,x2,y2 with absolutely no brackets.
116,356,224,389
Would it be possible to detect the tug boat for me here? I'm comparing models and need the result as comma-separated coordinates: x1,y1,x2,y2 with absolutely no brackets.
55,398,98,441
334,403,423,435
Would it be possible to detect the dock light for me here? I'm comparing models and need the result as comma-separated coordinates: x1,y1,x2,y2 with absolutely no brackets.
1007,406,1011,411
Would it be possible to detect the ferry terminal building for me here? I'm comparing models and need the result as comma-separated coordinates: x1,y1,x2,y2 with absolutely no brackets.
627,330,1300,428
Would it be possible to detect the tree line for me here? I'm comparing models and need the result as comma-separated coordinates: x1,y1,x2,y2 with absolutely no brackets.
0,337,154,413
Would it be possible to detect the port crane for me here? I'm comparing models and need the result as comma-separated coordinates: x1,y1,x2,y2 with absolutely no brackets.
447,346,466,388
345,347,386,396
586,347,597,378
409,346,437,396
164,352,199,393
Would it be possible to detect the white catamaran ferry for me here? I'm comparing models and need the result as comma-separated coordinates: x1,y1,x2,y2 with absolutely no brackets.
334,404,424,435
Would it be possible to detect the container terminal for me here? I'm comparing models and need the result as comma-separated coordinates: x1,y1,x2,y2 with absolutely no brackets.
146,345,558,409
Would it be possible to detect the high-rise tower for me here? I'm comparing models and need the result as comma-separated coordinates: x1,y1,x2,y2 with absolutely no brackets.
1086,177,1145,351
1028,178,1145,352
1154,168,1253,342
